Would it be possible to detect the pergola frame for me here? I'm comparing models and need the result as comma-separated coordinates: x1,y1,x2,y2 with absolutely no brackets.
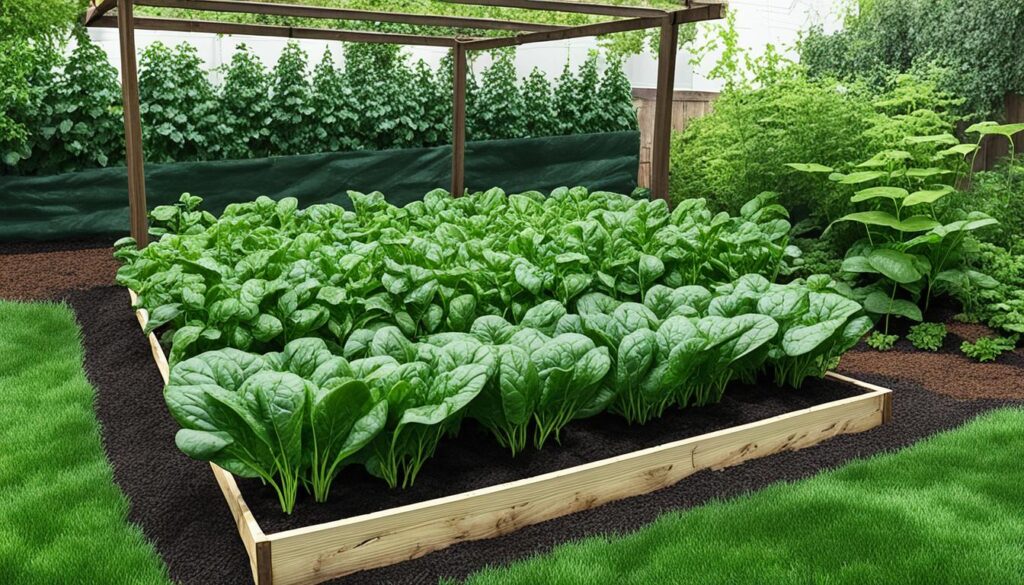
83,0,725,246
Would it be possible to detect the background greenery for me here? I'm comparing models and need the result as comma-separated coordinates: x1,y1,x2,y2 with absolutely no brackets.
800,0,1024,121
1,36,639,175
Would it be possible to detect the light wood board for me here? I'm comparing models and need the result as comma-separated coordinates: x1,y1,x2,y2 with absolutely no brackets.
128,288,891,585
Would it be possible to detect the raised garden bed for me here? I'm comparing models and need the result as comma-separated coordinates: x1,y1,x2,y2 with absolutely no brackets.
129,290,892,585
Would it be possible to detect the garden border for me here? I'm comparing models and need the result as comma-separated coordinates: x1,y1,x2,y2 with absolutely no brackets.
128,290,892,585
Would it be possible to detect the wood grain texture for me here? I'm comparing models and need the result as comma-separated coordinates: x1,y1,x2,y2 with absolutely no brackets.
264,375,888,585
128,289,270,583
134,0,567,32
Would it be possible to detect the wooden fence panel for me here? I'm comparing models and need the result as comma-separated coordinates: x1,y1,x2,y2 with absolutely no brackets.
633,88,718,189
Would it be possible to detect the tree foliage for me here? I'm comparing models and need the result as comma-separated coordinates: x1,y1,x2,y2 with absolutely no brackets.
800,0,1024,120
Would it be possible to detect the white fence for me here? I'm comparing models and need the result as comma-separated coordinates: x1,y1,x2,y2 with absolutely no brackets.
85,0,841,91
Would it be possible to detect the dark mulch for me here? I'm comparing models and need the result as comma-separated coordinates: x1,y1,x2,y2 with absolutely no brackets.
246,376,862,533
63,285,1023,585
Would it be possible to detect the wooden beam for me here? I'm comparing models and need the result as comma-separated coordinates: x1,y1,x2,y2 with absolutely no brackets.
84,0,118,25
116,1,149,246
649,15,678,201
451,43,468,198
134,0,568,33
92,15,463,47
448,0,667,18
463,15,661,51
265,376,889,584
674,2,726,24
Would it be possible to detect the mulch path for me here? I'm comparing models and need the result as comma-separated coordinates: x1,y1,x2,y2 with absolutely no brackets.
4,239,1023,585
0,244,119,301
838,321,1024,401
61,286,1022,585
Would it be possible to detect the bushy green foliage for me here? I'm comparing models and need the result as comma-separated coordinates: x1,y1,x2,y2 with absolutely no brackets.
521,68,559,138
4,35,637,175
11,30,124,175
138,42,223,163
866,331,898,351
219,44,272,159
669,73,876,222
955,160,1024,251
669,70,959,227
965,242,1024,335
906,322,947,352
792,130,1002,331
269,43,315,156
800,0,1024,120
960,336,1018,363
115,189,869,505
472,50,525,141
0,1,86,166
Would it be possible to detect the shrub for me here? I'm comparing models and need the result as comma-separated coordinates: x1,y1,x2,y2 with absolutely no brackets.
800,0,1024,121
669,73,876,223
669,70,960,230
521,67,559,138
219,44,272,159
138,42,223,163
268,42,315,156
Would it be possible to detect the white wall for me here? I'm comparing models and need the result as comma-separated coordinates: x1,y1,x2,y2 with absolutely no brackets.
86,0,842,91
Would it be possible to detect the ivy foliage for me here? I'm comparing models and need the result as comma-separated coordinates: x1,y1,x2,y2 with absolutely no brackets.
800,0,1024,120
4,36,638,176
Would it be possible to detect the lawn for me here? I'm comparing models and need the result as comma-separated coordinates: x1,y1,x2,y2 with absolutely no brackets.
0,301,170,584
456,407,1024,585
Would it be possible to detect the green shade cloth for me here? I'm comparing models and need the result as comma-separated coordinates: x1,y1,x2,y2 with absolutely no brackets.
0,131,639,242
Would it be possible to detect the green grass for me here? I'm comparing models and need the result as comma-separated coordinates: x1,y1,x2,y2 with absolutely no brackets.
0,301,170,584
457,407,1024,585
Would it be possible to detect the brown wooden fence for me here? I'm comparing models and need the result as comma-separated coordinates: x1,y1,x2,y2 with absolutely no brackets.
972,93,1024,171
633,88,718,189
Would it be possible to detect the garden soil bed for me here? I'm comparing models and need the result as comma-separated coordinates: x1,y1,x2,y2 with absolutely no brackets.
243,376,865,533
60,284,1023,585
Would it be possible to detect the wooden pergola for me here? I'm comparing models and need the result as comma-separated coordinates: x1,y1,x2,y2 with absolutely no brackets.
83,0,726,246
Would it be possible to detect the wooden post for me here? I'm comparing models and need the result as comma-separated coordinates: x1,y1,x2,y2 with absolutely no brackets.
451,42,467,197
117,0,149,246
649,15,678,201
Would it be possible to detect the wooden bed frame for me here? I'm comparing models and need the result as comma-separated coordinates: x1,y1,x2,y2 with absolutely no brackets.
129,290,892,585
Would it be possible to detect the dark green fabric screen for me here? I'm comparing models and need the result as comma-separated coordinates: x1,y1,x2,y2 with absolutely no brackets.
0,131,639,242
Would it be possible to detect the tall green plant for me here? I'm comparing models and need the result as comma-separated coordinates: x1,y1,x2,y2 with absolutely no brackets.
595,56,638,133
139,42,223,163
220,44,272,159
269,42,315,156
521,67,559,138
309,48,358,154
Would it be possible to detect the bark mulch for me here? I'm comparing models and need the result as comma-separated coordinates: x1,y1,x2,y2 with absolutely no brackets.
839,324,1024,401
61,285,1023,585
0,243,118,301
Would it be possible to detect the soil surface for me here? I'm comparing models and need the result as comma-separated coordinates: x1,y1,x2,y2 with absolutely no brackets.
0,243,118,301
245,376,862,533
839,324,1024,401
60,285,1022,585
